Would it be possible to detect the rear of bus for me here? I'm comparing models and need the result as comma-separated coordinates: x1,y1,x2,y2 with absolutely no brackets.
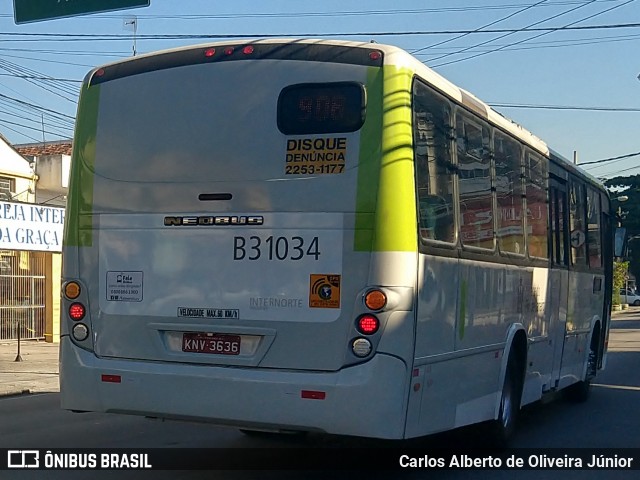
60,40,419,439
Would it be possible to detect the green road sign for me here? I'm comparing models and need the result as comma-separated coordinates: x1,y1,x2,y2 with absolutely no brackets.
14,0,150,24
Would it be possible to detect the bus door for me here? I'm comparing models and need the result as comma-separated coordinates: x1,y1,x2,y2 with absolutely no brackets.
548,176,570,389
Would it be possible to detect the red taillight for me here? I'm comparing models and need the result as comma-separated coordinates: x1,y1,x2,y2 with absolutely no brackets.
95,68,105,77
101,374,121,383
242,45,255,55
301,390,326,400
224,47,234,55
204,48,216,57
69,303,86,321
357,315,379,335
369,50,382,61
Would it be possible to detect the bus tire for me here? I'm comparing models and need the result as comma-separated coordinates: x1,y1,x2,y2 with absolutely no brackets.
565,329,599,403
565,377,591,403
489,348,522,447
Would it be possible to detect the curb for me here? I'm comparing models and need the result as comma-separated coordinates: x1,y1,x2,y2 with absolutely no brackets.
0,389,32,398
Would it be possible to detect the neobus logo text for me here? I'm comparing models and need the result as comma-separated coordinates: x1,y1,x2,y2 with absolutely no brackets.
164,216,264,226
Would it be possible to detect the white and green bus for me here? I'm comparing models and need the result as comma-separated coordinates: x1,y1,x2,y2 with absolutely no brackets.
60,39,613,442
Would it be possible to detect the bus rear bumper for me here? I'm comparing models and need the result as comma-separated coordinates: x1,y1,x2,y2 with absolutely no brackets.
60,337,409,439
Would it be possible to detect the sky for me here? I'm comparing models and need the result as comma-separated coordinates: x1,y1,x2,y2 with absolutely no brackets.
0,0,638,179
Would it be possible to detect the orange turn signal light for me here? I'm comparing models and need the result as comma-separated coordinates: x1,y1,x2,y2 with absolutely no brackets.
364,289,386,311
64,281,81,300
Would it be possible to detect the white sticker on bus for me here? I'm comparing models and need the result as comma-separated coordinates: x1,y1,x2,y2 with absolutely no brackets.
106,271,143,302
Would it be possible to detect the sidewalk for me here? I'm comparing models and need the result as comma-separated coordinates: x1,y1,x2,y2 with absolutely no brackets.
611,306,640,318
0,340,59,397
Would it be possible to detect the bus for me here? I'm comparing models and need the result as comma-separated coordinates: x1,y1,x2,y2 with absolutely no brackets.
60,39,613,443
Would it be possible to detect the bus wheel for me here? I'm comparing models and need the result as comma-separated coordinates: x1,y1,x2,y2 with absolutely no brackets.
566,336,598,403
489,350,522,447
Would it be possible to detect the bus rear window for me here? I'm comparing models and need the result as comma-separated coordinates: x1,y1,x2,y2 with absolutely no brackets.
277,82,365,135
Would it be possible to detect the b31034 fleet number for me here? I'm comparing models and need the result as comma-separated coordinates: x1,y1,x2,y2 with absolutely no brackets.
233,236,321,261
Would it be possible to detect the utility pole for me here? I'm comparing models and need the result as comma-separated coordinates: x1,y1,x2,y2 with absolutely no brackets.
124,16,137,56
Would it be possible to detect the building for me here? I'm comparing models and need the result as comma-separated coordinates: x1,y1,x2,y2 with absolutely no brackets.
0,138,71,343
0,134,36,203
14,139,72,208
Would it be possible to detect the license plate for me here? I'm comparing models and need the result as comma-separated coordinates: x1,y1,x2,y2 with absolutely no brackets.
182,332,241,355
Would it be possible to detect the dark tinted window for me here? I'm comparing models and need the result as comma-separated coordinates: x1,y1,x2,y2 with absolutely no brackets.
570,180,587,266
277,82,365,135
412,80,455,244
495,132,524,254
587,186,602,269
525,152,548,259
457,114,494,250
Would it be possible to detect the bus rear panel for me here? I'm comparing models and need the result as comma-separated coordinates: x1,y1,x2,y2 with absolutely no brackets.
60,41,418,439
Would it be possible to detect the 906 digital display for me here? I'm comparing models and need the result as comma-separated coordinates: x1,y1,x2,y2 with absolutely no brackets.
277,82,365,135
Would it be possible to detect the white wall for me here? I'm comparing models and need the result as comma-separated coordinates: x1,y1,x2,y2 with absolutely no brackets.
0,137,32,177
0,136,35,203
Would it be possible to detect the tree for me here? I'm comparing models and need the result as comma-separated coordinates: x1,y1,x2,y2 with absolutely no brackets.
613,260,629,305
605,175,640,284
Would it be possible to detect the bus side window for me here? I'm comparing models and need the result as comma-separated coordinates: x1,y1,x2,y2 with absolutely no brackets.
418,193,451,241
586,187,602,269
570,180,588,266
525,152,549,259
412,80,455,244
456,115,494,250
495,133,524,255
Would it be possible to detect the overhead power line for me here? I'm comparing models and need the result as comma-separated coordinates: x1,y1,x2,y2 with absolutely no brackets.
430,0,633,67
411,0,552,57
0,1,617,20
0,93,75,120
428,0,575,65
604,164,640,176
1,22,640,41
579,151,640,166
0,117,71,140
0,59,78,103
0,73,81,83
413,32,640,55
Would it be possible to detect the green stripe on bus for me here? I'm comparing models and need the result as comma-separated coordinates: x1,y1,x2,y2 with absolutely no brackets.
354,67,383,251
374,65,417,252
63,83,100,247
355,65,418,252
